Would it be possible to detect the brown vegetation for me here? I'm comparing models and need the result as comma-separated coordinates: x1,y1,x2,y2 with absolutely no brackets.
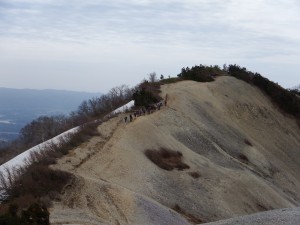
173,204,204,224
238,153,249,163
0,120,101,221
244,139,253,146
188,171,201,179
144,148,190,171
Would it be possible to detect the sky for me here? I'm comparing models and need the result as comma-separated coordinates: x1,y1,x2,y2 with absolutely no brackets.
0,0,299,93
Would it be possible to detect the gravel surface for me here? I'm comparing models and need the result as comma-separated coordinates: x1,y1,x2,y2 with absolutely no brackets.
203,207,300,225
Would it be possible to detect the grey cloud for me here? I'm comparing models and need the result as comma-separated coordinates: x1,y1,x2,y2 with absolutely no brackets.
0,0,299,91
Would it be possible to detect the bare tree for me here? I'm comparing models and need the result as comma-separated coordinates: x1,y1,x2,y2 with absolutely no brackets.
148,72,157,83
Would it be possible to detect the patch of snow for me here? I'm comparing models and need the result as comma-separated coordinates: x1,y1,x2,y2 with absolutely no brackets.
0,120,14,124
0,100,134,197
111,100,134,114
0,127,79,176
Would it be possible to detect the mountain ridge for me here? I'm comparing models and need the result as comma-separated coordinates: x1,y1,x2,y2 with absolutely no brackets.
49,76,300,224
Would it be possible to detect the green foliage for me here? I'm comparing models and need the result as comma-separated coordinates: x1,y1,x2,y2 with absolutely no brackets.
132,88,158,107
252,74,300,116
132,81,161,107
227,64,300,119
160,77,179,84
290,89,300,96
227,64,254,83
178,64,224,82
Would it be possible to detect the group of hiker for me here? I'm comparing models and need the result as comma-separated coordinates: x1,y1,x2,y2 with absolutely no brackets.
124,96,167,124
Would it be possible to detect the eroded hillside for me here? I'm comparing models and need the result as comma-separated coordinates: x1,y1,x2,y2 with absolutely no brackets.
50,76,300,225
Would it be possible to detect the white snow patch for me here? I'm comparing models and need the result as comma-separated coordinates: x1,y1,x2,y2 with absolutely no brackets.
111,100,134,114
0,120,14,124
0,100,134,196
0,127,79,176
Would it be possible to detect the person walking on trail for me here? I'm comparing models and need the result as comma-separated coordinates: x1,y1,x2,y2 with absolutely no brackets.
157,103,161,110
165,94,168,106
124,116,128,124
129,114,133,122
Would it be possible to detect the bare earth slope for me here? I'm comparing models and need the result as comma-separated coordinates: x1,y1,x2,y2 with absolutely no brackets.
204,207,300,225
50,76,300,225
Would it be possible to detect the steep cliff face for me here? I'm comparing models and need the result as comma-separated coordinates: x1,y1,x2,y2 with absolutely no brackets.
50,76,300,225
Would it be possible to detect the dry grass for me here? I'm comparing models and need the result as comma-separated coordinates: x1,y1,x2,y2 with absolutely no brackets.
173,204,204,224
144,148,190,171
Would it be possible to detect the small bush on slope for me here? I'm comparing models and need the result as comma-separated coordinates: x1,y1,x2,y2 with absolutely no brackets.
145,148,190,171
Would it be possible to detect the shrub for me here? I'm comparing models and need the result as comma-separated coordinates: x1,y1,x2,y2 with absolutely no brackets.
227,64,254,83
252,74,300,116
145,148,190,171
132,81,161,107
0,203,49,225
160,77,180,84
177,64,224,82
238,153,249,163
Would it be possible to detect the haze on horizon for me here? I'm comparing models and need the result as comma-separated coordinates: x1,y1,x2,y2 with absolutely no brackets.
0,0,299,93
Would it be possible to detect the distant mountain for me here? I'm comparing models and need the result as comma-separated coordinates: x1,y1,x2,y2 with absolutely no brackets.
0,88,100,143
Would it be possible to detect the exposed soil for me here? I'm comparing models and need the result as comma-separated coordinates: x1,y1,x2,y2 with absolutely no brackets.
49,77,300,225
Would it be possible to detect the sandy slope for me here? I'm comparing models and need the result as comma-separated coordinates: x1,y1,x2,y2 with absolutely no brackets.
50,76,300,225
204,207,300,225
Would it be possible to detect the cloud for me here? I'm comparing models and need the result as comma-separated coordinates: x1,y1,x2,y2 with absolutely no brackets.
0,0,299,90
0,120,14,125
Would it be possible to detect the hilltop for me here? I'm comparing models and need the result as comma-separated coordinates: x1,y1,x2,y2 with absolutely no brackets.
49,76,300,224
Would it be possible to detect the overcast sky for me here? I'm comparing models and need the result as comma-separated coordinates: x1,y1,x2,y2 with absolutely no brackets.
0,0,299,93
